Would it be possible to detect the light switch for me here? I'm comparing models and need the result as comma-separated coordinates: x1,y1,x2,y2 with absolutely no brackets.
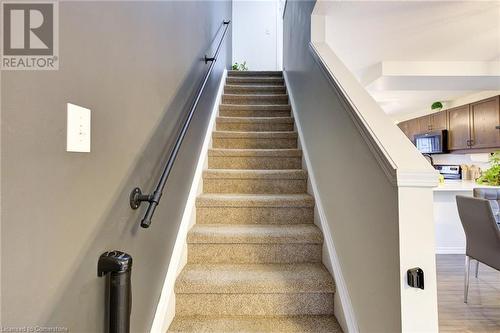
66,103,91,152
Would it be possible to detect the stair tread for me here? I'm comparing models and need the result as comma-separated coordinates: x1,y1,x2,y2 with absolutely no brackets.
225,86,285,91
224,83,285,89
175,263,335,294
226,76,285,87
224,84,286,91
228,70,283,76
227,77,284,82
187,224,323,244
225,87,287,96
208,148,302,157
203,169,307,179
168,315,342,333
223,93,288,98
213,131,298,138
220,104,291,111
216,116,293,123
196,193,314,207
222,94,289,106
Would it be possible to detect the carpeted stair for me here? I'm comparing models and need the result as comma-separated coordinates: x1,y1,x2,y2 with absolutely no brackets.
168,70,342,332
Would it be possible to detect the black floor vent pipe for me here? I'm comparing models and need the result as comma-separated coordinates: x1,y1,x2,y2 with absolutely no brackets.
98,251,133,333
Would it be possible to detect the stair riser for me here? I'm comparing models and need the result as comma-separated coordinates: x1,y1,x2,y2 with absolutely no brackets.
168,315,342,333
175,293,334,316
225,86,286,95
197,207,314,224
188,244,321,264
219,110,291,117
204,179,307,194
226,78,285,85
216,121,294,132
222,95,288,105
208,156,302,169
213,138,297,149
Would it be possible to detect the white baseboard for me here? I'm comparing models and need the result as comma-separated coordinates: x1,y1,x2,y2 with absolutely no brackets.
436,247,465,254
284,72,359,333
150,69,227,333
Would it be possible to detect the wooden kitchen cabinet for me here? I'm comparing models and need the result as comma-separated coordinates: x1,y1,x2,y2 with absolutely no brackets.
470,96,500,149
447,105,471,150
398,120,411,138
446,96,500,151
431,111,447,130
402,111,447,138
400,95,500,152
408,119,421,140
417,115,432,133
398,118,420,142
416,111,447,132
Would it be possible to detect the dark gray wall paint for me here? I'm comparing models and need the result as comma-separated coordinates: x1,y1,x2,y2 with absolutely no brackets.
283,1,402,332
1,1,231,332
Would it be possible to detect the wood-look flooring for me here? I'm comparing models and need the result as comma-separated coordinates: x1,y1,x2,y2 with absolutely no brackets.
438,254,500,332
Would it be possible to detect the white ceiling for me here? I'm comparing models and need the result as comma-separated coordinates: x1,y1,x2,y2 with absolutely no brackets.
321,1,500,119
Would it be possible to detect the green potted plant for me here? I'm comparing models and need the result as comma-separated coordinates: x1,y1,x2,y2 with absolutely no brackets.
431,101,443,111
476,151,500,185
232,61,248,71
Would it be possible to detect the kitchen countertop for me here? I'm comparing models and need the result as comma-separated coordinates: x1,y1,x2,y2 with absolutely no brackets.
434,180,500,192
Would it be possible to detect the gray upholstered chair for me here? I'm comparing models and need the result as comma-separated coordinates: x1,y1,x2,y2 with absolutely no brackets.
474,188,500,225
456,192,500,303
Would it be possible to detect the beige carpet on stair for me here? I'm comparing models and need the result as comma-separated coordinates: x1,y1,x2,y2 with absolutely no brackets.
167,70,343,333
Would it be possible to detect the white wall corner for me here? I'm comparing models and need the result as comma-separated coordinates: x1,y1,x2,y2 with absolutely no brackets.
284,71,359,333
149,69,227,333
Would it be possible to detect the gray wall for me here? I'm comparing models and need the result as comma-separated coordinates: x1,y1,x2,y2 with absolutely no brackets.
1,1,231,332
283,1,402,332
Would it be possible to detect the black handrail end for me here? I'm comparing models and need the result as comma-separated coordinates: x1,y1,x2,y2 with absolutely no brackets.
223,20,230,25
140,219,151,228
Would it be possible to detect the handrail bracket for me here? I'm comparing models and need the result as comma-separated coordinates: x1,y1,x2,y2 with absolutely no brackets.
204,55,216,64
130,187,152,209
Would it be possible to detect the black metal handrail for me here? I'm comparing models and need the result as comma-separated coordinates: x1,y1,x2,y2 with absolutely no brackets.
130,19,231,228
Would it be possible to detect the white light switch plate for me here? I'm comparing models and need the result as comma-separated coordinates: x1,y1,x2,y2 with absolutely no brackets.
66,103,91,152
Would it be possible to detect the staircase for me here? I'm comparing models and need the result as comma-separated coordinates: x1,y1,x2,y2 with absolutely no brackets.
168,71,342,332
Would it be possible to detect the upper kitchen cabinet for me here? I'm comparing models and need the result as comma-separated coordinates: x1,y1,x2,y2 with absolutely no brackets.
414,111,448,133
400,95,500,152
398,118,421,142
447,105,471,150
431,111,447,130
446,96,500,151
398,120,411,139
398,110,447,141
416,115,432,132
470,96,500,149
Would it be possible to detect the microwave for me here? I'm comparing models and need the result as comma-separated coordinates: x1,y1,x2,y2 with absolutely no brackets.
414,130,448,154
